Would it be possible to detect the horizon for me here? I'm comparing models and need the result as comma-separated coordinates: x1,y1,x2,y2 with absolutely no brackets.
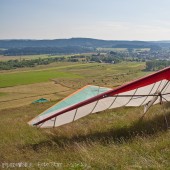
0,37,170,42
1,0,170,41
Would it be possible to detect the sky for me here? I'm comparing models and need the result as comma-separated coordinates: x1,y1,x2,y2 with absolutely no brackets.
1,0,170,40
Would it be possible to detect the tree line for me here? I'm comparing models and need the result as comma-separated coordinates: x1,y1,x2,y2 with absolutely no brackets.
1,46,93,56
145,60,170,71
0,57,66,70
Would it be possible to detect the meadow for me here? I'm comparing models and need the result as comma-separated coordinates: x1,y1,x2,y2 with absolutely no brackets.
96,48,150,53
0,70,81,88
96,48,128,52
0,61,169,169
0,54,69,61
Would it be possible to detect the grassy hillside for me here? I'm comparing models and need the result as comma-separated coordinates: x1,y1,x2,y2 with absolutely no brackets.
0,102,170,169
0,62,169,169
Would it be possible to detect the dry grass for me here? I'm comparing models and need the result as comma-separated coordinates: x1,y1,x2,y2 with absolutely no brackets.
0,103,170,169
0,62,147,110
0,82,73,110
0,61,169,169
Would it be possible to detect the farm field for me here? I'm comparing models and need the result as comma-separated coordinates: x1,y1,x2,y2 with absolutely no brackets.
0,62,147,110
0,61,169,169
96,48,150,52
0,53,93,61
0,54,68,61
97,48,128,52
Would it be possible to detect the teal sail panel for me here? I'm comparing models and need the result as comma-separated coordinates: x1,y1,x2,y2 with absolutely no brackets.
40,85,111,116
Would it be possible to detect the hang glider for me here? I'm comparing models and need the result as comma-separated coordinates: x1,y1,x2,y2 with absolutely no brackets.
28,66,170,128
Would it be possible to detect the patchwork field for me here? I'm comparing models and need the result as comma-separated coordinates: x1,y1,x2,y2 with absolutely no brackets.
0,62,148,109
0,61,169,169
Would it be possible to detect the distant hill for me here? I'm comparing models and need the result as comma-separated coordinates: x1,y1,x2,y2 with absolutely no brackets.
0,38,170,55
0,38,167,49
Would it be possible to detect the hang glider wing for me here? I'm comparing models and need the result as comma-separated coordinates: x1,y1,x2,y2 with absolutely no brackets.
28,85,112,128
28,67,170,128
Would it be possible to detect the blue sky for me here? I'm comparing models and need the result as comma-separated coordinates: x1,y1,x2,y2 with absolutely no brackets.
1,0,170,40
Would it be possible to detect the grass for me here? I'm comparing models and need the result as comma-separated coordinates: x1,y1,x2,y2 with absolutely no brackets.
0,82,72,110
56,62,149,89
0,62,146,88
97,48,128,52
97,48,151,53
0,62,148,109
0,70,81,88
1,61,169,169
0,54,70,61
0,92,7,97
0,102,170,169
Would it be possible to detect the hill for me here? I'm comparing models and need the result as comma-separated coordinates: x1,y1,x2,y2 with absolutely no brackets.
1,38,167,56
0,38,163,49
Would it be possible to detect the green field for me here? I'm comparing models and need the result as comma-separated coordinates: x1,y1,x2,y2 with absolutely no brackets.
0,62,148,110
0,62,146,88
0,61,169,169
0,54,70,61
96,48,151,53
0,70,81,88
0,92,7,96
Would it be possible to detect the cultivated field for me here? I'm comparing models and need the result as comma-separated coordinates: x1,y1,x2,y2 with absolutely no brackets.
0,54,67,61
0,61,169,169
